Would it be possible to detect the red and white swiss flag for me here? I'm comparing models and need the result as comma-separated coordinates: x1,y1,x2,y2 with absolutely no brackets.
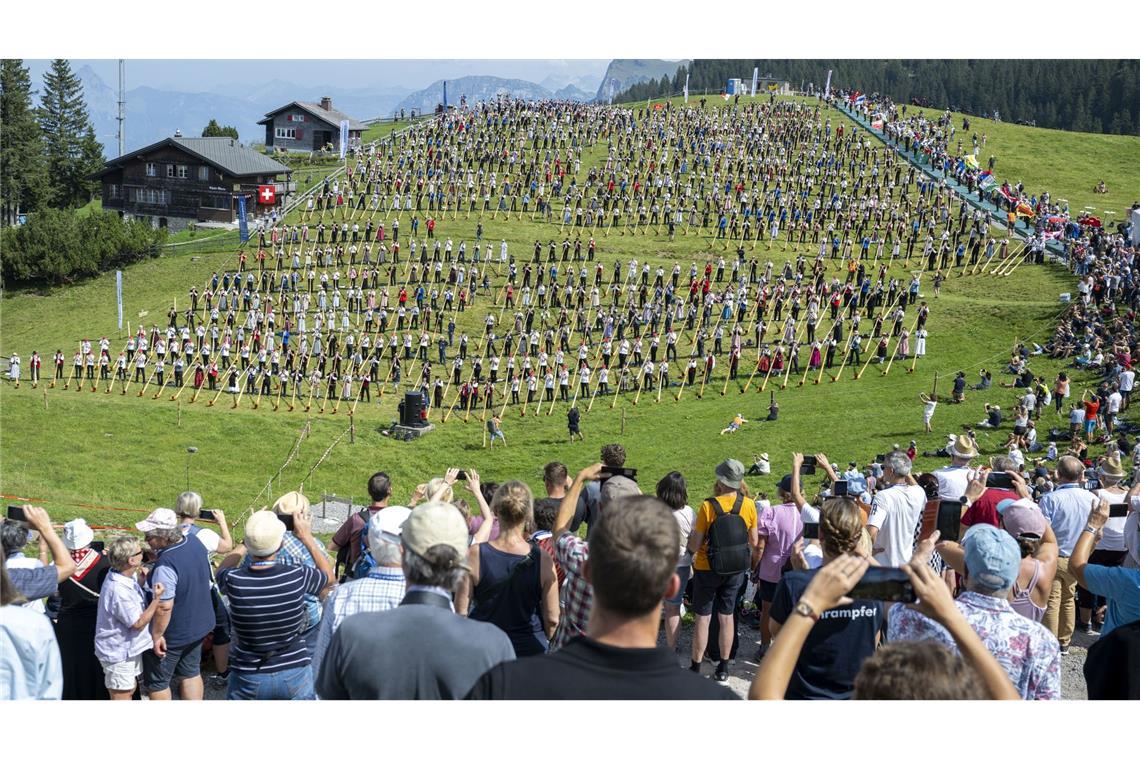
258,185,276,205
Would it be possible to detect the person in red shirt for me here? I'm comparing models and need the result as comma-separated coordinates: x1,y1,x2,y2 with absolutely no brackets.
1081,389,1100,442
960,455,1021,529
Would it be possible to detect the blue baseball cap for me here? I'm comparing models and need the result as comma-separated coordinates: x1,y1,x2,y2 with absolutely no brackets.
962,524,1021,593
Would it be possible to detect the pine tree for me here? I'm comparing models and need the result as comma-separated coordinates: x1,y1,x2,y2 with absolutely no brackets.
76,124,104,198
1,58,48,225
38,58,100,208
201,119,239,139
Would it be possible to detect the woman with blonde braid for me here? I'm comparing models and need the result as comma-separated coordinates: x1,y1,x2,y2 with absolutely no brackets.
767,497,885,699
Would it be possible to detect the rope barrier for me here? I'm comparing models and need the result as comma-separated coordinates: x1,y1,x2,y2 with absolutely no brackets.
236,419,312,523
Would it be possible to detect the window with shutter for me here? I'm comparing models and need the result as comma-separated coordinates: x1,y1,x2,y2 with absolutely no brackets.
296,127,304,140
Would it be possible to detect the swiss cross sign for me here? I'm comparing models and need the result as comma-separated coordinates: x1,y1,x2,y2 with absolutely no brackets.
257,185,276,205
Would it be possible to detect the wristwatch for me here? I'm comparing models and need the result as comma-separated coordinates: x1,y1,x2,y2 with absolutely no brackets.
793,600,819,622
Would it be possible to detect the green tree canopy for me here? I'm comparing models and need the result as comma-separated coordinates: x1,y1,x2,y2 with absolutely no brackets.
202,119,239,139
1,59,49,225
38,58,102,208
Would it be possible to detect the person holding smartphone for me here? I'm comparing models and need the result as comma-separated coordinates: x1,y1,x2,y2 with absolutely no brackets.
767,496,882,699
752,456,808,657
174,492,233,556
216,510,332,700
1070,500,1140,642
750,549,1020,700
890,524,1061,699
867,451,928,566
3,506,77,604
2,517,49,614
244,491,333,663
1079,457,1131,633
960,455,1021,529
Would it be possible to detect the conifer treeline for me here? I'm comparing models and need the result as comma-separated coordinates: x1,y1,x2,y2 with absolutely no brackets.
613,59,1140,136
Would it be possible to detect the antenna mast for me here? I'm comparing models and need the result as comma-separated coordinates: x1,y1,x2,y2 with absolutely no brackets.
117,59,125,157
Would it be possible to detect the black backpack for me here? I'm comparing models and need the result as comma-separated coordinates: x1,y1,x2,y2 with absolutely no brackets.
704,493,751,576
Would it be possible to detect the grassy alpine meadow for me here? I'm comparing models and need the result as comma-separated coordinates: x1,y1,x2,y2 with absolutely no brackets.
0,95,1124,540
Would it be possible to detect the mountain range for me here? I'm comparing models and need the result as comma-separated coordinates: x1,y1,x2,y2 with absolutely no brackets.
595,59,689,102
74,65,413,155
396,76,594,114
62,59,684,156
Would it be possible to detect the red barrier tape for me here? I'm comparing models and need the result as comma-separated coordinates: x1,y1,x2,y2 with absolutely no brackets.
1,493,153,514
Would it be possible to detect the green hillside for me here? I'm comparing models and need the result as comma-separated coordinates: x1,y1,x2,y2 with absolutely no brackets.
0,95,1128,540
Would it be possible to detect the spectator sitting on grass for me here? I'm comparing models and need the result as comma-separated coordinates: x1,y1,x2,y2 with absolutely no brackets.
977,403,1003,429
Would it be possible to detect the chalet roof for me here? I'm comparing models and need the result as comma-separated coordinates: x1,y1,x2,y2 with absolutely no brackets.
92,137,290,179
258,101,366,131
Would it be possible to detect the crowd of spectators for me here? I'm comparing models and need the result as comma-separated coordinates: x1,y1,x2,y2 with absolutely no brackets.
3,435,1138,700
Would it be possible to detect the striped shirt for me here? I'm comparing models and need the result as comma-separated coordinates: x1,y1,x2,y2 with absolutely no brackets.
240,532,329,630
216,564,326,674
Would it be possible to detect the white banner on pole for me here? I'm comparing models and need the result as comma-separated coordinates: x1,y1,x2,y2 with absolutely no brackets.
339,119,349,160
116,270,123,330
825,69,833,98
684,72,689,103
751,67,759,97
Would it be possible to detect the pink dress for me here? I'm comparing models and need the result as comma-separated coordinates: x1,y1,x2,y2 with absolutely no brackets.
809,344,822,369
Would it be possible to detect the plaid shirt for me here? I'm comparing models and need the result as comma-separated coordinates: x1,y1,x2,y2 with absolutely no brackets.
240,532,330,630
312,567,406,677
550,533,591,652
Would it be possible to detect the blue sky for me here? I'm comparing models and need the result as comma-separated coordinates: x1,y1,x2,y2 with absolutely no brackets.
22,59,611,94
